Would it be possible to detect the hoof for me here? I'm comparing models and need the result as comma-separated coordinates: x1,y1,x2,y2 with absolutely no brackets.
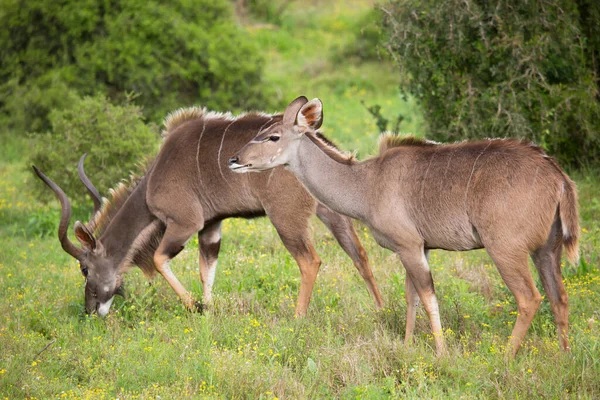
194,301,204,313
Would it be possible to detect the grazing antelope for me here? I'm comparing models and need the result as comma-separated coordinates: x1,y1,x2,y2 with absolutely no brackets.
33,107,383,317
229,96,580,357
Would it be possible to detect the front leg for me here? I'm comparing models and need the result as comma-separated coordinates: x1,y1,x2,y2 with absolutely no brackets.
154,220,204,312
198,221,222,306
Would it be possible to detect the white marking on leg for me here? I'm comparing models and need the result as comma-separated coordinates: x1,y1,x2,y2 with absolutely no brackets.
203,259,218,303
420,250,431,271
426,294,440,320
206,259,218,288
97,296,114,317
205,228,221,244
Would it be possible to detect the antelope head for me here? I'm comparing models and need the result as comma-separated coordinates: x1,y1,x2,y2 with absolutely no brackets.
33,155,123,316
229,96,323,172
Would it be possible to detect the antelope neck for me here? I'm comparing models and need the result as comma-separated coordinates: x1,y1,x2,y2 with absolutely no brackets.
98,182,156,267
288,134,372,221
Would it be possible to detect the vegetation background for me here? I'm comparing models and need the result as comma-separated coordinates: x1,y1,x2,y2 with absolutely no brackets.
1,0,599,398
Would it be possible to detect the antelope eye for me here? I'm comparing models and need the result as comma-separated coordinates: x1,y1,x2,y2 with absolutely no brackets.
81,266,88,277
269,135,280,142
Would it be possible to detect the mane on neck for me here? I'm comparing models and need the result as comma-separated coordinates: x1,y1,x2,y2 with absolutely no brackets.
378,132,437,154
85,158,153,238
305,132,356,165
162,106,279,138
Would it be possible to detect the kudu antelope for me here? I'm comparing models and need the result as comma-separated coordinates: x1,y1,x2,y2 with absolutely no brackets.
229,96,580,357
33,107,384,317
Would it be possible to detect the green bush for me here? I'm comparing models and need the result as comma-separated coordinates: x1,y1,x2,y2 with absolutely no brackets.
238,0,292,26
382,0,600,167
0,0,270,132
1,72,80,134
29,94,159,205
332,9,387,63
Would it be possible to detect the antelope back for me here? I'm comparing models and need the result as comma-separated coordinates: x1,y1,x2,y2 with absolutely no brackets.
147,109,317,222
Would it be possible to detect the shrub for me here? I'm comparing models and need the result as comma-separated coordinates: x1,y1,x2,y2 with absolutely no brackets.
382,0,600,167
29,94,159,205
332,9,387,63
237,0,292,26
0,0,270,132
0,73,79,134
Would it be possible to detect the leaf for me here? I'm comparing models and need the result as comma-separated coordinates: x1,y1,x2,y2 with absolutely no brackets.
307,357,318,376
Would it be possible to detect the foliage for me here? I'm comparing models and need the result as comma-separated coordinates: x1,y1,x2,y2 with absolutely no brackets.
332,8,388,63
29,94,159,205
0,74,80,135
0,0,270,132
382,0,600,167
361,100,404,133
236,0,292,26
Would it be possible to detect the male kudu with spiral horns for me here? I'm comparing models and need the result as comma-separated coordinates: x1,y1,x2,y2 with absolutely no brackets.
33,107,383,317
229,95,580,357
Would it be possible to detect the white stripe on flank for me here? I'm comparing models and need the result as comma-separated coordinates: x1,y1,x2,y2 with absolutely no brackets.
217,119,239,186
196,119,207,186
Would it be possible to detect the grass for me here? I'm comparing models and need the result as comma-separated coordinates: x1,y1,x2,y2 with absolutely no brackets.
1,1,600,398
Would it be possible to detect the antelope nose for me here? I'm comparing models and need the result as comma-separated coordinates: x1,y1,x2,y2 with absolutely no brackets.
228,156,239,166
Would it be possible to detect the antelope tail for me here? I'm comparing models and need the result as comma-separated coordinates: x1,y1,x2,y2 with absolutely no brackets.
560,177,580,264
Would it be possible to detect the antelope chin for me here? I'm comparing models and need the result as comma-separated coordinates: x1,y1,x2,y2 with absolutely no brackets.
229,163,256,173
97,297,114,317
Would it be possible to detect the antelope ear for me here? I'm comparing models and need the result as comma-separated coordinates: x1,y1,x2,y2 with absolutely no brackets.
74,221,96,251
283,96,309,125
296,98,323,130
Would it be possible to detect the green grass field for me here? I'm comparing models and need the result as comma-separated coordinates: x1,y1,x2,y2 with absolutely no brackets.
1,1,599,398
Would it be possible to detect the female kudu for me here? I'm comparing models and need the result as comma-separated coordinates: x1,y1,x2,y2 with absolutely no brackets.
229,96,580,357
34,107,383,317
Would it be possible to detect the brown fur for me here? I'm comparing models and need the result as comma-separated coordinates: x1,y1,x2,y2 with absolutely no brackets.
305,132,355,165
38,106,384,316
378,133,436,154
232,96,581,358
86,175,143,238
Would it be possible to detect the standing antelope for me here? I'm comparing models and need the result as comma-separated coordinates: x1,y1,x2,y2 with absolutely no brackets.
229,96,580,357
33,107,383,317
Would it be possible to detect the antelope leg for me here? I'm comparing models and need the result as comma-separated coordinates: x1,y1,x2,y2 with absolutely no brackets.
198,221,223,305
154,220,203,312
316,204,384,309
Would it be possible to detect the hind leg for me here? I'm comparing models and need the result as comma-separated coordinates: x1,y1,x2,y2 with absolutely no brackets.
531,219,570,351
316,204,383,309
403,250,428,346
486,247,542,357
199,221,222,306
